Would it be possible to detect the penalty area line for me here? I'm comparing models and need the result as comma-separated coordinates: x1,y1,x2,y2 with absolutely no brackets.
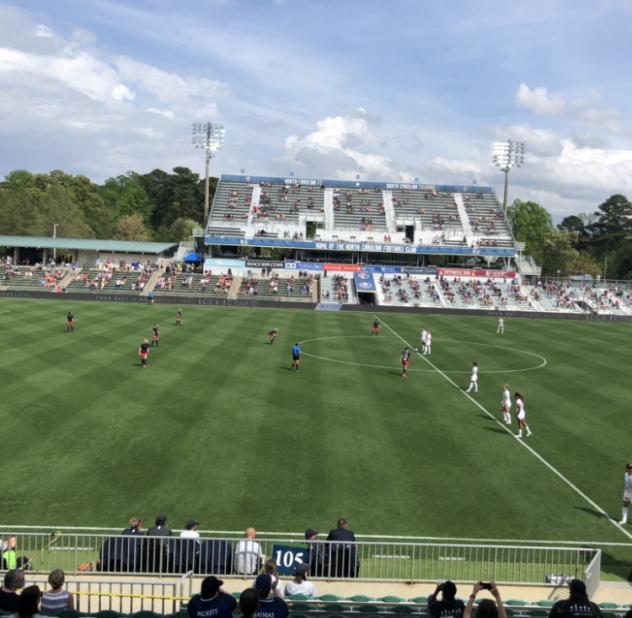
376,313,632,543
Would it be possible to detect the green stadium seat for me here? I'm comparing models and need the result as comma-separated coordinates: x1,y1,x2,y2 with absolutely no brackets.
355,605,381,614
529,610,549,616
287,594,310,601
350,596,375,603
535,601,554,608
506,600,529,606
391,605,415,614
289,604,314,612
58,611,82,618
319,595,344,602
380,596,406,603
408,597,428,604
322,604,346,613
599,604,619,609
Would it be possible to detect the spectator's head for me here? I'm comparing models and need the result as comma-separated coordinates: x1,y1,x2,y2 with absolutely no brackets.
336,518,348,529
568,579,588,599
475,599,499,618
263,559,277,575
5,535,17,550
246,527,256,539
254,574,272,599
294,563,309,582
48,569,65,590
626,463,632,473
305,528,318,540
155,515,167,527
129,518,142,531
200,576,223,598
441,581,457,600
185,519,200,531
17,585,41,618
4,569,25,591
239,588,259,618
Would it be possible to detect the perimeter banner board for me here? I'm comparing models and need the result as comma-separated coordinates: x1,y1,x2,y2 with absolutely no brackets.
403,266,438,275
438,268,517,278
245,259,285,268
285,261,324,271
324,263,362,272
354,272,377,292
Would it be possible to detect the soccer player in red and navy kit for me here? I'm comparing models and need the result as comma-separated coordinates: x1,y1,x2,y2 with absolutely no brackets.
371,319,380,335
268,328,279,344
151,323,159,347
66,311,74,333
175,309,182,327
139,338,150,368
401,348,411,378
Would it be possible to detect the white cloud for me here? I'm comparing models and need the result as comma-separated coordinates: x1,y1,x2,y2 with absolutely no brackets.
515,82,566,116
147,107,175,120
494,124,563,157
284,109,400,179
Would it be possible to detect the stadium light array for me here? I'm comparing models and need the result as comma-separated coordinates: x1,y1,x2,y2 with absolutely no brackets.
493,140,525,212
192,122,225,223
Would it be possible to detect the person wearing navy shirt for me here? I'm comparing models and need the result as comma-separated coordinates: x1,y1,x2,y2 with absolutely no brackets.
253,574,288,618
187,576,236,618
291,342,301,372
428,580,465,618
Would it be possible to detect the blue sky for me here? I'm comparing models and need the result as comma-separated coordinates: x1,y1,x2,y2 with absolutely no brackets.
1,0,632,219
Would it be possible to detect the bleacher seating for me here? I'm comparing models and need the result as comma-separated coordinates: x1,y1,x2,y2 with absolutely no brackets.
379,275,443,308
206,181,253,236
1,266,62,292
153,272,233,297
254,184,325,224
391,189,464,233
462,192,513,247
333,188,387,232
239,272,315,300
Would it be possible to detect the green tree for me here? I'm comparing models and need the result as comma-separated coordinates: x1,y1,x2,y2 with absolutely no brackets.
587,194,632,254
116,214,151,241
507,199,554,261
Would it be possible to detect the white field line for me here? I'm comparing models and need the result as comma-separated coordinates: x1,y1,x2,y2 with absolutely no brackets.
376,313,632,543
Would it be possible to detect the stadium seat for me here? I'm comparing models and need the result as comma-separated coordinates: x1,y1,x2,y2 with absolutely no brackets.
535,601,554,608
350,596,375,603
58,611,82,618
355,604,381,614
391,605,415,614
380,596,405,603
599,604,620,610
287,594,311,601
408,597,427,604
506,600,529,606
289,603,314,612
319,595,345,602
322,604,346,613
96,612,121,618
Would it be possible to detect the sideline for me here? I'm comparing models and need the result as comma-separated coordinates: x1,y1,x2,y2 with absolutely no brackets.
376,314,632,543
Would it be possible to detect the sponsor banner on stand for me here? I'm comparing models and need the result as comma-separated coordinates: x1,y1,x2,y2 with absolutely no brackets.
285,261,324,271
438,268,517,279
403,266,438,275
353,272,377,292
245,259,285,269
204,258,245,270
323,263,362,272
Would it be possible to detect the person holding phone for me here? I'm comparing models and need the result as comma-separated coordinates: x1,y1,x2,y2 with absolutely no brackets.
464,582,507,618
428,580,464,618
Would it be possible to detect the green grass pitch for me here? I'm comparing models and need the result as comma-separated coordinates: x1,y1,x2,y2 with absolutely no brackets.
1,297,631,577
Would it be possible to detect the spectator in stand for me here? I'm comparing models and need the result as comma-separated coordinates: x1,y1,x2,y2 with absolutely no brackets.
41,569,74,615
235,528,264,575
260,559,282,596
284,563,316,598
327,518,358,577
253,574,288,618
304,528,327,577
464,582,506,618
239,588,259,618
180,519,200,540
0,570,24,613
14,585,42,618
1,536,18,569
146,515,172,573
428,580,464,618
187,576,236,618
548,579,602,618
122,518,143,536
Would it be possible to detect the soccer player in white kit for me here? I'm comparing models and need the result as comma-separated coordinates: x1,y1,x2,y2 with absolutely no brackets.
420,328,428,354
500,384,512,424
425,331,432,355
465,362,478,393
618,463,632,524
515,392,532,438
497,317,504,334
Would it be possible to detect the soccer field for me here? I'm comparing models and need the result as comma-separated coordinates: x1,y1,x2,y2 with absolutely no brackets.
1,297,631,574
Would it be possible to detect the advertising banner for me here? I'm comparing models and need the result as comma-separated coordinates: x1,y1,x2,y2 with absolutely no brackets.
353,272,377,292
245,259,285,269
438,268,517,279
204,258,244,270
324,263,362,272
285,261,324,271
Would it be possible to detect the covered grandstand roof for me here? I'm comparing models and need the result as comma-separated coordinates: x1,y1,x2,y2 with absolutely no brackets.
0,235,178,254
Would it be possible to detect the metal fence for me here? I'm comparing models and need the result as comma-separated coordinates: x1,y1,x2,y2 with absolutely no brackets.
26,576,184,614
0,530,600,588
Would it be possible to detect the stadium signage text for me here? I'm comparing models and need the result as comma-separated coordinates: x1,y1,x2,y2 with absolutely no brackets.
271,544,307,575
245,259,285,268
438,268,517,279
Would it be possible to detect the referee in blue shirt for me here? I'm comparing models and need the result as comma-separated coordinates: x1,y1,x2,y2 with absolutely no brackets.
291,343,301,372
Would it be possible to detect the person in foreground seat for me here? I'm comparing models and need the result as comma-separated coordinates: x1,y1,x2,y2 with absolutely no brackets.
0,570,25,613
284,563,316,598
428,580,464,618
253,574,288,618
464,582,507,618
187,576,236,618
548,579,602,618
239,588,259,618
41,569,74,615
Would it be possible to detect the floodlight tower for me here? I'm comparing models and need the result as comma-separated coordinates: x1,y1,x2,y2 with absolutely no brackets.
493,140,525,212
192,122,225,223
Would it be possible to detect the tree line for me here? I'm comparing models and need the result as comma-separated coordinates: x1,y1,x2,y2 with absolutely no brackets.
1,169,630,279
507,194,632,280
0,168,217,243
